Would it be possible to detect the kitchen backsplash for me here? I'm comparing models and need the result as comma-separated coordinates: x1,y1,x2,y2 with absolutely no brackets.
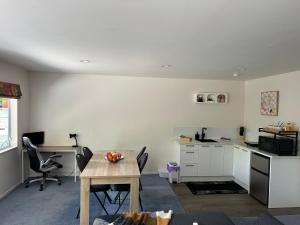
173,127,240,140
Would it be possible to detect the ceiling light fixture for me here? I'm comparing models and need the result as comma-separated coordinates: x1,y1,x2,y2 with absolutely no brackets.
161,64,172,68
233,73,240,77
80,59,90,63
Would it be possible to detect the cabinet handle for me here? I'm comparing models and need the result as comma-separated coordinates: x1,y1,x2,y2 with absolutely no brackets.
214,145,223,147
186,151,195,154
185,165,195,167
201,145,210,148
186,145,195,147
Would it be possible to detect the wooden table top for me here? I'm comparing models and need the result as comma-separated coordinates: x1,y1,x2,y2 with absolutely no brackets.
80,150,140,179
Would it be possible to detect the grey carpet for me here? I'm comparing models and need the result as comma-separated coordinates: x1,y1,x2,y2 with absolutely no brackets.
1,175,300,225
232,215,300,225
0,175,185,225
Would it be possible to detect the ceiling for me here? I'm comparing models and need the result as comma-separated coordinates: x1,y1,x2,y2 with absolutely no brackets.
0,0,300,80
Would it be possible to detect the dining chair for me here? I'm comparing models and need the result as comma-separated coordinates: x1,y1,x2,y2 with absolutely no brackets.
111,152,148,214
82,146,93,161
76,153,111,218
136,146,146,160
136,146,146,190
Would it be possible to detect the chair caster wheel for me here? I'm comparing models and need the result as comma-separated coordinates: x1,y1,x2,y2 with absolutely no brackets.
25,184,29,188
39,185,44,191
58,181,62,185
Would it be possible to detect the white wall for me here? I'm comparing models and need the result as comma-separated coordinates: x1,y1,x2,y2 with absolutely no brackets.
0,61,29,198
244,70,300,141
29,72,245,173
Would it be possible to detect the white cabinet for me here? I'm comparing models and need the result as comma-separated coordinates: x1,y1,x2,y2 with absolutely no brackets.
210,145,224,176
180,143,233,178
233,145,251,189
180,145,198,164
180,144,199,177
198,145,211,176
181,164,198,176
223,145,234,176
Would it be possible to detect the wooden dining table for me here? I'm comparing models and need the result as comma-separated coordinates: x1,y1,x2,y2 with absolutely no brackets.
80,150,140,225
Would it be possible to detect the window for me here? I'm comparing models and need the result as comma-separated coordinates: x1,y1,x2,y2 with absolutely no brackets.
0,98,17,151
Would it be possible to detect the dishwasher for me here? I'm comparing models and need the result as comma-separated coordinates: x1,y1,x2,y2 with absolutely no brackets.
250,152,270,205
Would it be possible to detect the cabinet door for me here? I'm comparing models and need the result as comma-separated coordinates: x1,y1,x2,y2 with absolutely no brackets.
210,145,224,176
233,145,251,187
181,164,198,176
239,147,251,186
223,146,234,176
180,147,198,164
198,145,211,176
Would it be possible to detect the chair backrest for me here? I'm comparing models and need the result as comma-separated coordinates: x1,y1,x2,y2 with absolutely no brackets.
23,137,43,172
76,153,88,172
136,146,146,160
137,152,148,173
82,147,93,161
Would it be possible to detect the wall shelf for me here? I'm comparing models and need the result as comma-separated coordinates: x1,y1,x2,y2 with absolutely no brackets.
194,92,228,104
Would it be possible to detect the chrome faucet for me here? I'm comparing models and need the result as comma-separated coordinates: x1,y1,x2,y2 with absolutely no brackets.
201,127,207,140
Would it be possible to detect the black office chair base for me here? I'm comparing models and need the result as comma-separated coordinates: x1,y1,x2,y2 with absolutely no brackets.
25,175,62,191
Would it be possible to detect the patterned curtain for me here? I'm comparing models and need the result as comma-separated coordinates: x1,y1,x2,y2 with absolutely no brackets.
0,81,22,99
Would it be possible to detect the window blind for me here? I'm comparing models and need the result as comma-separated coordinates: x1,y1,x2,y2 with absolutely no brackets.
0,81,22,99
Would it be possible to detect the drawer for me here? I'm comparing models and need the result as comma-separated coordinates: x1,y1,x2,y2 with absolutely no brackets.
181,144,197,151
180,164,198,176
251,153,270,175
180,149,198,163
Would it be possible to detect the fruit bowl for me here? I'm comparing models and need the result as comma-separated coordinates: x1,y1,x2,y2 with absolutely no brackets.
105,151,124,163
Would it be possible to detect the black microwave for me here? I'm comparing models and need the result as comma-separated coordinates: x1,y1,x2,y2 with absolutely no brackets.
258,136,294,156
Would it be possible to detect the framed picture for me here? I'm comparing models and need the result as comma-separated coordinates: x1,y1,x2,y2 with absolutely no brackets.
194,92,228,104
260,91,279,116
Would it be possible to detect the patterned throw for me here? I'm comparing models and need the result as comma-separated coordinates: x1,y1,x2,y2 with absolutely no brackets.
93,210,173,225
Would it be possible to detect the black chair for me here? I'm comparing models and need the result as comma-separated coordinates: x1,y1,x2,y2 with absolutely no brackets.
22,137,63,191
111,152,148,214
76,153,111,218
136,146,147,190
136,146,146,160
82,146,93,161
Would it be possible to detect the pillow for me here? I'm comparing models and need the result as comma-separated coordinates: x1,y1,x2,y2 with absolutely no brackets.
257,213,284,225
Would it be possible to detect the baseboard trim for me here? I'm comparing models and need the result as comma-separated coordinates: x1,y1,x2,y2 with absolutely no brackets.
142,171,158,175
0,182,20,200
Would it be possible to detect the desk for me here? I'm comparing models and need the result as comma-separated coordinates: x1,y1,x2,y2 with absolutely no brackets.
22,146,80,183
80,150,140,225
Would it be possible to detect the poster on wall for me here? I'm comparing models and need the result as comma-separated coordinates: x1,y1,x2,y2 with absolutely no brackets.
260,91,279,116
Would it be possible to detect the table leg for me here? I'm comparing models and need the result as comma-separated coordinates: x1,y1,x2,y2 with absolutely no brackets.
74,151,77,182
80,178,90,225
21,150,24,183
129,177,139,212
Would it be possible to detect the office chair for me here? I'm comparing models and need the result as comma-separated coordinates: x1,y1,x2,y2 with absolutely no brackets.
111,152,148,214
136,146,146,160
82,146,93,161
76,153,111,218
23,137,63,191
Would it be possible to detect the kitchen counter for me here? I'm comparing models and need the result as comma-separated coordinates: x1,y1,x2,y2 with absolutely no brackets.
178,139,300,159
234,142,300,159
178,139,235,146
177,138,300,208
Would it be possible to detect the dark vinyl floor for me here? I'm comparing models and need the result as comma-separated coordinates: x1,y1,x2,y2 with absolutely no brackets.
171,182,300,217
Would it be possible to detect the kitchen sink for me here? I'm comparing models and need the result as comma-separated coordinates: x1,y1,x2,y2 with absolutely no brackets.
197,139,218,143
